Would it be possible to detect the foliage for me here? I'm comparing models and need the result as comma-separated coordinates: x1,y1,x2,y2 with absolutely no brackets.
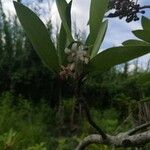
0,129,18,150
0,92,137,149
14,0,150,79
25,143,46,150
0,0,150,149
13,2,59,72
0,92,58,149
123,16,150,85
123,16,150,46
0,2,58,103
13,1,150,148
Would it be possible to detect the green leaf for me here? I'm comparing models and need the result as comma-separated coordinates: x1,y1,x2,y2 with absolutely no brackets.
57,24,67,65
86,0,108,51
142,16,150,31
90,20,108,59
138,73,150,85
88,46,150,73
13,1,59,72
56,0,73,43
123,40,150,46
89,0,107,26
133,30,150,43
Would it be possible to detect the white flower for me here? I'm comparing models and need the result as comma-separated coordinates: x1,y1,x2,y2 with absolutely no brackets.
78,45,84,51
71,43,78,51
84,57,89,64
64,48,71,54
68,63,75,71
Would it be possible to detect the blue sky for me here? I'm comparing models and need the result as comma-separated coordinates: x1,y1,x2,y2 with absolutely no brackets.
2,0,150,69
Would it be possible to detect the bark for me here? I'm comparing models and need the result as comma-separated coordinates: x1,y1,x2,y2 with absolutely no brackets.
76,130,150,150
75,122,150,150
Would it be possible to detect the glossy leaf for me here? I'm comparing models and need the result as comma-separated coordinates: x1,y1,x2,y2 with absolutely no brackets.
88,46,150,73
142,16,150,31
14,2,59,72
86,0,108,52
90,20,108,59
57,24,67,65
123,40,150,46
133,30,150,43
56,0,73,43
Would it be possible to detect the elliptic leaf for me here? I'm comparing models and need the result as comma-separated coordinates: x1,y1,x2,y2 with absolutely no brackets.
57,24,67,65
133,30,150,43
88,46,150,73
142,16,150,31
86,0,108,52
14,2,59,72
90,20,108,59
56,0,73,43
123,40,150,46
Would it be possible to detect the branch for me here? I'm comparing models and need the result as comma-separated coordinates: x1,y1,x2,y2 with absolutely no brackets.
81,99,107,140
127,122,150,135
75,76,107,140
75,134,105,150
75,130,150,150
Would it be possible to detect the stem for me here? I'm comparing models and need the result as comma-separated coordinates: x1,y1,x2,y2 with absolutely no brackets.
75,76,107,140
140,5,150,10
81,99,107,139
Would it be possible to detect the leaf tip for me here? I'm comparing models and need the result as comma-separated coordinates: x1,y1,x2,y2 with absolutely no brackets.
13,1,18,7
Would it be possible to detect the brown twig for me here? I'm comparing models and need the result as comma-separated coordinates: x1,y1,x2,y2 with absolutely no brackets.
80,98,107,140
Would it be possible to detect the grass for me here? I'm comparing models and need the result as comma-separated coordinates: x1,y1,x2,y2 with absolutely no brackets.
0,92,141,150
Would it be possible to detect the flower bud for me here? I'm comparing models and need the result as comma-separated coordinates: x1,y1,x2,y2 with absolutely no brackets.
64,48,71,54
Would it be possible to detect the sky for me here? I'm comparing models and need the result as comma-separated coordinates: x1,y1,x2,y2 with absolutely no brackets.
1,0,150,69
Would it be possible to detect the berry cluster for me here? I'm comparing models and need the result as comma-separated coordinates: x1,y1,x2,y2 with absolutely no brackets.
108,0,145,22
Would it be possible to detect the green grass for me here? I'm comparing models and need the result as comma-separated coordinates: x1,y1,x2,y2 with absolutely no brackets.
0,92,58,149
0,92,142,150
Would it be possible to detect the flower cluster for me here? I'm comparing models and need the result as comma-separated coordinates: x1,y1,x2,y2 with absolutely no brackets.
59,42,90,80
65,43,89,64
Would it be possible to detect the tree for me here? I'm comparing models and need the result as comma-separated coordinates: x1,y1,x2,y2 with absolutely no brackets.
13,0,150,149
